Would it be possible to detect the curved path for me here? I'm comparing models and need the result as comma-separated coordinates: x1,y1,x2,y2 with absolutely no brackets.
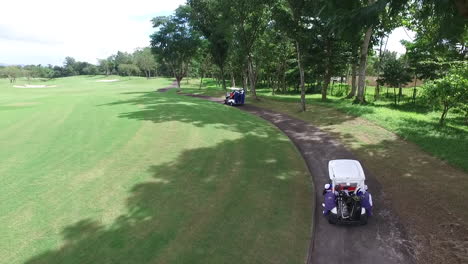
160,86,414,264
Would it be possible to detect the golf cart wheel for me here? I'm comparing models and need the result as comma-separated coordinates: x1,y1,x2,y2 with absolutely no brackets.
328,215,338,225
360,214,368,225
230,102,234,106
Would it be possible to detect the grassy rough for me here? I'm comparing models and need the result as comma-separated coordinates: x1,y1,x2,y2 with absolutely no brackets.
0,76,312,264
255,90,468,172
181,79,467,172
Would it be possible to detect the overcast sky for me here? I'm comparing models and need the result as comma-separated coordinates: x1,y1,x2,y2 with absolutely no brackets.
0,0,414,66
0,0,185,66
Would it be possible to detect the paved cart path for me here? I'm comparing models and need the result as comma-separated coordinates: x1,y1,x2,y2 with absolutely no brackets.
176,92,414,264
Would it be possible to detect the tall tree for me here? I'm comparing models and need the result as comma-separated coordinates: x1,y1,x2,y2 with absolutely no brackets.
224,0,271,99
98,59,112,76
63,57,78,76
134,47,158,79
273,0,312,110
188,0,232,90
353,0,407,103
379,52,412,105
150,5,201,88
4,66,21,83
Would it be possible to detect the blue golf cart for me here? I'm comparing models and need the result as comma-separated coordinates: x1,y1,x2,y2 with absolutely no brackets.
224,88,245,106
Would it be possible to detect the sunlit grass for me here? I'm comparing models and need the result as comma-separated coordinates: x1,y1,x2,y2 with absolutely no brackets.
0,76,312,264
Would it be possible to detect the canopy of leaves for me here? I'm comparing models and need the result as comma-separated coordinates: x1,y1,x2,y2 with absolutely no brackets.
379,52,413,87
150,5,201,82
423,65,468,109
188,0,232,71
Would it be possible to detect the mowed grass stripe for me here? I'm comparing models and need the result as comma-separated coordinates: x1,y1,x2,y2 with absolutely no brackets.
1,77,312,264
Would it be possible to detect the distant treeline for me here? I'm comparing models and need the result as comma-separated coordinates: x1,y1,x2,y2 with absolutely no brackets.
0,47,175,82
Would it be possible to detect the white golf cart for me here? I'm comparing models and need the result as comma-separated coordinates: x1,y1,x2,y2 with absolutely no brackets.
324,159,372,225
224,88,245,106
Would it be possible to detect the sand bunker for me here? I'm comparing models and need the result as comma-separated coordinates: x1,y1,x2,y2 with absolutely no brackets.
14,85,57,88
96,79,119,83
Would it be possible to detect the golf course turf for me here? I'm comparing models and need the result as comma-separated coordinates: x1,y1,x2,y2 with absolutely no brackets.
0,76,313,264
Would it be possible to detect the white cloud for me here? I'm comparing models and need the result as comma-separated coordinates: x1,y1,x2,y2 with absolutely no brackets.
381,27,416,55
1,3,417,66
0,0,186,65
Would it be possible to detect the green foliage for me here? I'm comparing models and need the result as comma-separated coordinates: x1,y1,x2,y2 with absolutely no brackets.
410,0,467,45
133,47,158,78
3,66,22,83
82,65,99,76
379,52,412,88
114,51,133,65
422,66,468,125
150,5,201,87
117,64,140,77
188,0,232,89
98,58,114,76
403,32,466,81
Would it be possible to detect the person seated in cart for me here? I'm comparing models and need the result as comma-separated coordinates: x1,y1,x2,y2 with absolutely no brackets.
322,183,336,216
357,185,373,216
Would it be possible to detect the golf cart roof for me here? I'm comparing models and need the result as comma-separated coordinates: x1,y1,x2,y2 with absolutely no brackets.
229,87,244,91
328,159,365,182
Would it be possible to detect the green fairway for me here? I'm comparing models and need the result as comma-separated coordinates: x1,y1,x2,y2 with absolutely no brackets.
0,76,312,264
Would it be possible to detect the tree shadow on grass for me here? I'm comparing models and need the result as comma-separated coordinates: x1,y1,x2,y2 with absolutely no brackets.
102,90,275,135
24,91,312,264
25,135,311,264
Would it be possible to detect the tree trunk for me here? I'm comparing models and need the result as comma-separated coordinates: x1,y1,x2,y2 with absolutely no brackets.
243,70,248,90
374,51,382,100
272,78,276,96
356,26,373,104
220,65,227,90
199,74,204,89
346,63,358,98
296,41,306,111
393,87,397,105
322,38,332,101
282,70,286,93
247,55,258,99
398,85,403,104
176,76,182,89
412,75,418,104
439,105,450,126
231,72,236,87
322,72,332,101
